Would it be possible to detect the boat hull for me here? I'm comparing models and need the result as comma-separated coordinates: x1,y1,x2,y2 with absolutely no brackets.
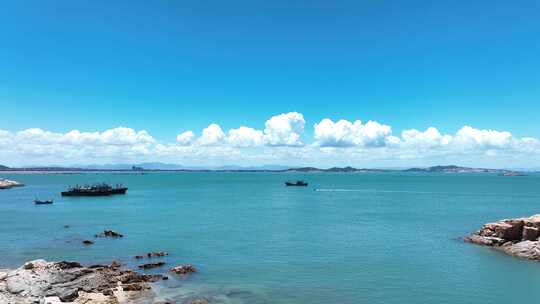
61,187,128,196
285,182,308,187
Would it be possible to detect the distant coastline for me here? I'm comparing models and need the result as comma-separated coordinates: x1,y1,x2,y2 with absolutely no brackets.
0,164,533,175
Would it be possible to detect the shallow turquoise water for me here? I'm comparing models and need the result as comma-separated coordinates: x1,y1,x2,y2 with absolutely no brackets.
2,172,540,303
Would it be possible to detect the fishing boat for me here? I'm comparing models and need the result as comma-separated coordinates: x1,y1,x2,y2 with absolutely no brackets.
285,180,308,187
34,199,53,205
61,183,128,196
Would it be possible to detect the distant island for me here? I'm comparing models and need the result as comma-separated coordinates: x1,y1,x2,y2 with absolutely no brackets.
0,164,531,175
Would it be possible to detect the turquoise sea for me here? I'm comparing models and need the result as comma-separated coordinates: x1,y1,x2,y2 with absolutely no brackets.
1,172,540,303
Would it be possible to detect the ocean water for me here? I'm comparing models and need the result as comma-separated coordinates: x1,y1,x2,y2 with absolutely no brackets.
1,172,540,303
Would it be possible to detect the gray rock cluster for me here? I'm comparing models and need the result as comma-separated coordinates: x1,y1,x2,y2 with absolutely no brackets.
0,259,158,303
466,214,540,260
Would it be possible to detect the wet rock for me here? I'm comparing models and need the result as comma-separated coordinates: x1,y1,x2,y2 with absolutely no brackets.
82,240,94,245
170,264,197,275
58,288,78,302
466,214,540,260
23,262,34,270
102,289,113,296
142,274,164,282
122,283,148,291
95,230,123,238
55,261,82,269
522,226,539,241
189,298,210,304
110,261,122,268
148,251,168,257
1,259,156,303
135,255,144,259
138,262,165,269
63,225,70,228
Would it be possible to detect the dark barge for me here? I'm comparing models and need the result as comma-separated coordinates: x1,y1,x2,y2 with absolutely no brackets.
285,180,308,187
61,183,128,196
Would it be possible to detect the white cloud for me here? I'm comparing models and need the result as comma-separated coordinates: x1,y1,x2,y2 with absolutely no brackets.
454,126,512,149
1,114,540,168
263,112,305,146
401,127,452,148
227,126,264,147
12,127,155,146
198,124,225,146
314,119,392,147
176,131,195,146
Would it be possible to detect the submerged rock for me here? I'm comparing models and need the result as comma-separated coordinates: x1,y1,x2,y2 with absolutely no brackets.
83,240,94,245
148,251,169,257
95,230,124,238
466,214,540,260
170,264,197,275
138,262,166,269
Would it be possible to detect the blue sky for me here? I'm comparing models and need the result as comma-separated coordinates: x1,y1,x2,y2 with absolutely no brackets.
1,1,539,167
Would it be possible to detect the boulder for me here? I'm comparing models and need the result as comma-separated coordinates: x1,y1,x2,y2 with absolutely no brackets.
170,264,197,275
57,288,78,302
148,251,168,257
1,259,156,303
522,226,539,241
467,215,540,261
138,262,165,269
95,230,123,238
480,221,523,241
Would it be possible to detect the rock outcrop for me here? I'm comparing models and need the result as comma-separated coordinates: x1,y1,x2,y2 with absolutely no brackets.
170,264,197,275
95,230,124,238
466,214,540,260
0,260,157,303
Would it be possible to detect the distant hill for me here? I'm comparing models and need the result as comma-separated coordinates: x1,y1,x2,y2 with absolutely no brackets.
286,166,388,173
0,163,528,174
404,165,503,173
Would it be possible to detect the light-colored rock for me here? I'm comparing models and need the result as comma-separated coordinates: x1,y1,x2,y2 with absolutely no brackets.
467,214,540,261
0,260,156,303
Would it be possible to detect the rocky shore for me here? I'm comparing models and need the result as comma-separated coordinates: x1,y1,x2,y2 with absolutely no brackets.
0,178,24,189
0,260,164,303
465,214,540,260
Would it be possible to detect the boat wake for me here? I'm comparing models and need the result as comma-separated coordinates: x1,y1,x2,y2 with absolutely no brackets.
314,188,540,198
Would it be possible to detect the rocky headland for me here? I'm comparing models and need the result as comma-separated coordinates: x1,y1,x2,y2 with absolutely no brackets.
465,214,540,260
0,178,24,189
0,259,184,303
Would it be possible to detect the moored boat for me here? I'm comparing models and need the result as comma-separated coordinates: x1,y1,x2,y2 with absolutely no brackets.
285,180,308,187
35,199,53,205
61,183,128,196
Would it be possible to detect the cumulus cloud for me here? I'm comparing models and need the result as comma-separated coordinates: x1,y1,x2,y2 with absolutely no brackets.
198,124,225,146
454,126,512,149
227,126,264,147
12,127,155,146
400,127,452,148
263,112,305,146
314,119,392,147
2,113,540,167
176,131,195,146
